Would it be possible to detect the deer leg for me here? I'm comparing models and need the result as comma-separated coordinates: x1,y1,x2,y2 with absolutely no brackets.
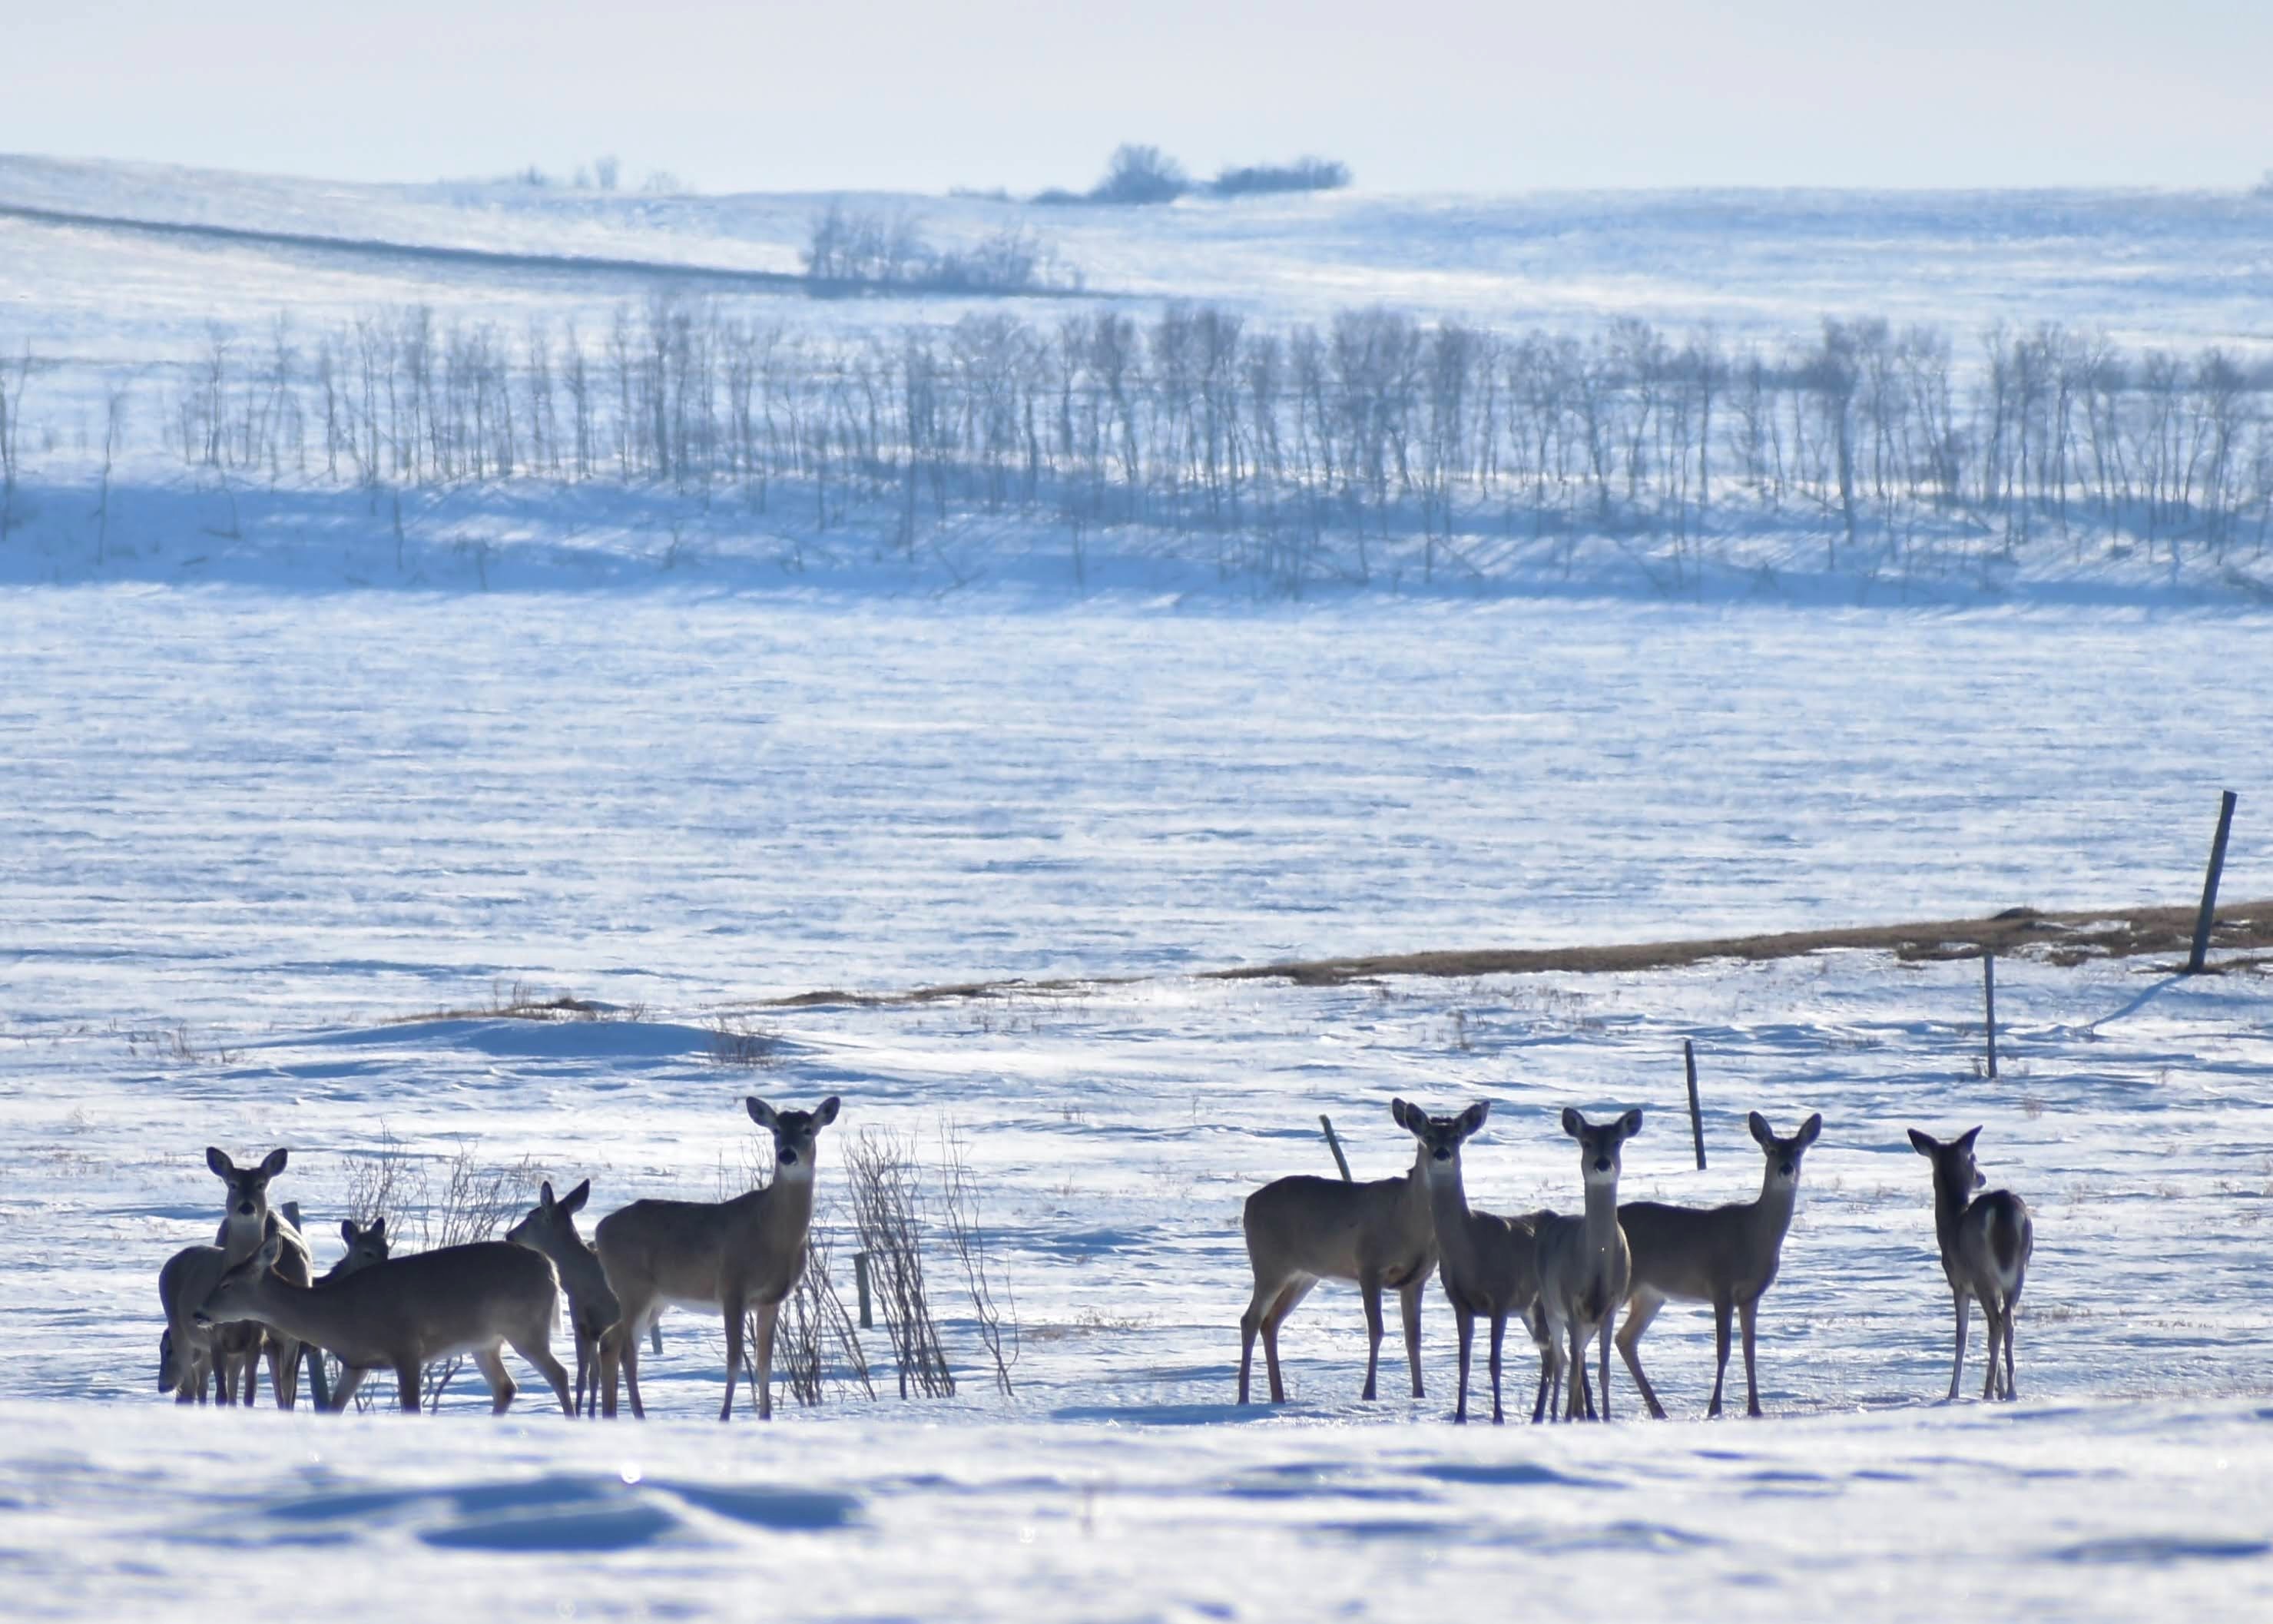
572,1327,593,1419
474,1344,518,1414
507,1327,573,1417
754,1300,780,1422
622,1310,649,1420
393,1361,422,1414
1488,1311,1508,1426
1566,1319,1590,1422
720,1296,747,1423
598,1324,622,1419
328,1364,367,1412
1947,1289,1970,1403
1529,1302,1555,1424
1238,1275,1277,1405
2002,1296,2020,1400
1708,1298,1735,1418
1260,1278,1311,1405
1616,1291,1669,1420
1400,1278,1426,1399
1981,1300,2003,1400
1358,1274,1386,1401
1738,1298,1762,1418
1596,1312,1615,1423
1453,1301,1474,1423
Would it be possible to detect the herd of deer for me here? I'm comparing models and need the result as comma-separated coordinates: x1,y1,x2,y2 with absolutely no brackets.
1240,1102,2034,1422
156,1092,2034,1423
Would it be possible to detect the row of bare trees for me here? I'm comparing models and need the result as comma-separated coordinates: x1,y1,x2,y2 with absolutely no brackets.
15,300,2273,581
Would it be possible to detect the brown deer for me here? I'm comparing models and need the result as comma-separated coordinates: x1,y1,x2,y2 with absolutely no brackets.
1392,1099,1553,1424
1236,1112,1436,1405
1909,1126,2034,1401
506,1179,618,1417
1615,1112,1822,1418
594,1095,840,1421
1534,1108,1642,1422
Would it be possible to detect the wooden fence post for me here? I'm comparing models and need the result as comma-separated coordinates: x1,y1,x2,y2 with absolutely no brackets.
1683,1039,1705,1170
1319,1115,1354,1182
1983,951,1998,1079
853,1250,874,1330
2189,790,2238,974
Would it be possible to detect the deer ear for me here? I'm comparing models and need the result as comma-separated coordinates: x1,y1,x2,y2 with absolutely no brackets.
1459,1101,1491,1136
813,1095,841,1127
562,1179,591,1215
1620,1109,1644,1137
260,1148,288,1179
1748,1112,1773,1146
1956,1125,1983,1154
207,1147,234,1178
746,1097,780,1129
1796,1113,1823,1148
1390,1098,1411,1130
538,1181,557,1210
369,1217,386,1241
255,1234,283,1272
340,1219,358,1244
1561,1106,1584,1138
1907,1129,1938,1157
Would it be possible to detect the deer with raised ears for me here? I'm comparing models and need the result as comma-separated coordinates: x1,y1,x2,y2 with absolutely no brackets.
323,1218,391,1283
1615,1111,1823,1419
506,1179,618,1417
594,1095,841,1422
1392,1098,1555,1425
1909,1126,2033,1402
194,1232,573,1415
204,1148,313,1407
1236,1111,1436,1406
1534,1107,1643,1422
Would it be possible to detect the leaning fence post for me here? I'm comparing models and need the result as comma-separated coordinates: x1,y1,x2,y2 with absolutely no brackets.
1983,951,1998,1079
1683,1039,1705,1170
1319,1114,1354,1182
2188,790,2238,974
853,1251,874,1330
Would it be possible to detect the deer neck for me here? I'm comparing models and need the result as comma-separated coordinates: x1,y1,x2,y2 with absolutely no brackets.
1930,1169,1971,1254
747,1162,819,1251
218,1206,268,1267
220,1271,335,1350
1582,1175,1622,1251
1423,1154,1475,1263
1750,1165,1801,1244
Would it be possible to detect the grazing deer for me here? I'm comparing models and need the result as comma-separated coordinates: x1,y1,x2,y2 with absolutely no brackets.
1236,1111,1437,1407
1909,1126,2034,1401
1535,1108,1643,1422
195,1233,573,1415
1393,1099,1553,1424
205,1148,313,1408
1615,1112,1823,1419
507,1179,618,1417
595,1095,841,1421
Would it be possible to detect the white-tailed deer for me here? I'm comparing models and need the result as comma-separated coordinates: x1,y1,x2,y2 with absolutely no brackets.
1615,1111,1822,1419
1393,1099,1553,1424
158,1245,228,1402
595,1095,840,1421
300,1217,393,1409
204,1148,313,1408
1535,1107,1643,1422
507,1179,618,1418
1236,1114,1436,1405
194,1233,573,1415
1909,1126,2034,1401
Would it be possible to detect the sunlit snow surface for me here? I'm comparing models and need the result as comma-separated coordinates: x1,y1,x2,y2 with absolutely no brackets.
3,588,2271,1618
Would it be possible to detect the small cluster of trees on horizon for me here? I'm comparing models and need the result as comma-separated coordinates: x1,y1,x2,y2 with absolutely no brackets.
800,204,1080,296
1032,145,1351,207
6,299,2272,588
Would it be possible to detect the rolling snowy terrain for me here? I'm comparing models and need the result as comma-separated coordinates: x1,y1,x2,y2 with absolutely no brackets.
2,157,2271,1620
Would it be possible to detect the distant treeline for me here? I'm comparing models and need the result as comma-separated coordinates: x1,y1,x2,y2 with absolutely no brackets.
1032,145,1350,207
7,300,2272,583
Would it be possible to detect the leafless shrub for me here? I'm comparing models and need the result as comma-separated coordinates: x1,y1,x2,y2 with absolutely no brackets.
772,1214,874,1406
707,1014,783,1068
938,1121,1019,1397
845,1129,954,1398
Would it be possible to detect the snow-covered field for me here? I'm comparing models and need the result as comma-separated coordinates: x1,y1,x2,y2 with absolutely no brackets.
3,157,2271,1620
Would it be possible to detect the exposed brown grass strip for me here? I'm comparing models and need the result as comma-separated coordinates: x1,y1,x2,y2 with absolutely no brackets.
747,900,2273,1008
